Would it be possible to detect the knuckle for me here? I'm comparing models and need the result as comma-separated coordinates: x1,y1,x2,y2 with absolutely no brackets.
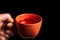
7,13,10,15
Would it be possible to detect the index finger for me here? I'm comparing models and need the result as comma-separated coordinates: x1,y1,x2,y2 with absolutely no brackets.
0,13,14,23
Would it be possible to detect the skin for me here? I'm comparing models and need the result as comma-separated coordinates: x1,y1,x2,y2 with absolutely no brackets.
0,13,14,40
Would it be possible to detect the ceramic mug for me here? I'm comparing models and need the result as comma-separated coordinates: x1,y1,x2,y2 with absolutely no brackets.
15,13,43,38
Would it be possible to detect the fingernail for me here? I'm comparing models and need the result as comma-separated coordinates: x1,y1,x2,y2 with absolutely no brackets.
7,23,13,29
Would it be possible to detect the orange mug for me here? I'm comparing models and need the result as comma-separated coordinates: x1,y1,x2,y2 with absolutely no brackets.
15,13,43,38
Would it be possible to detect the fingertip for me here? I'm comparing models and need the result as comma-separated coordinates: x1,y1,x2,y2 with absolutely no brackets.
8,18,14,23
10,18,14,23
6,13,14,23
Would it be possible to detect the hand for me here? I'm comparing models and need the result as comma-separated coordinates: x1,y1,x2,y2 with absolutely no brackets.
0,13,14,40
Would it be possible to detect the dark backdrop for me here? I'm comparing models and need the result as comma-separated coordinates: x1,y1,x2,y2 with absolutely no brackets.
0,1,48,40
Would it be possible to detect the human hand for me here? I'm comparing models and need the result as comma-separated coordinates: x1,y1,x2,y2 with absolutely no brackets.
0,13,14,40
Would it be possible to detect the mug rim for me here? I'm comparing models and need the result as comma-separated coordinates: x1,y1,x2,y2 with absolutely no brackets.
15,13,43,25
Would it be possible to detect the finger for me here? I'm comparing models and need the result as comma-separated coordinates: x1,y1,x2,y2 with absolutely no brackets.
0,30,7,40
3,34,9,39
0,22,3,29
7,14,14,23
0,30,5,36
0,22,14,30
0,30,9,39
6,30,14,37
0,13,14,23
0,36,7,40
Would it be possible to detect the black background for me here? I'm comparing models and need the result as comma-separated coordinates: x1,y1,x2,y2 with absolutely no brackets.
0,0,48,40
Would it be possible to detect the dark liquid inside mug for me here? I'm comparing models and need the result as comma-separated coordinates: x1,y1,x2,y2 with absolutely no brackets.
19,15,41,24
